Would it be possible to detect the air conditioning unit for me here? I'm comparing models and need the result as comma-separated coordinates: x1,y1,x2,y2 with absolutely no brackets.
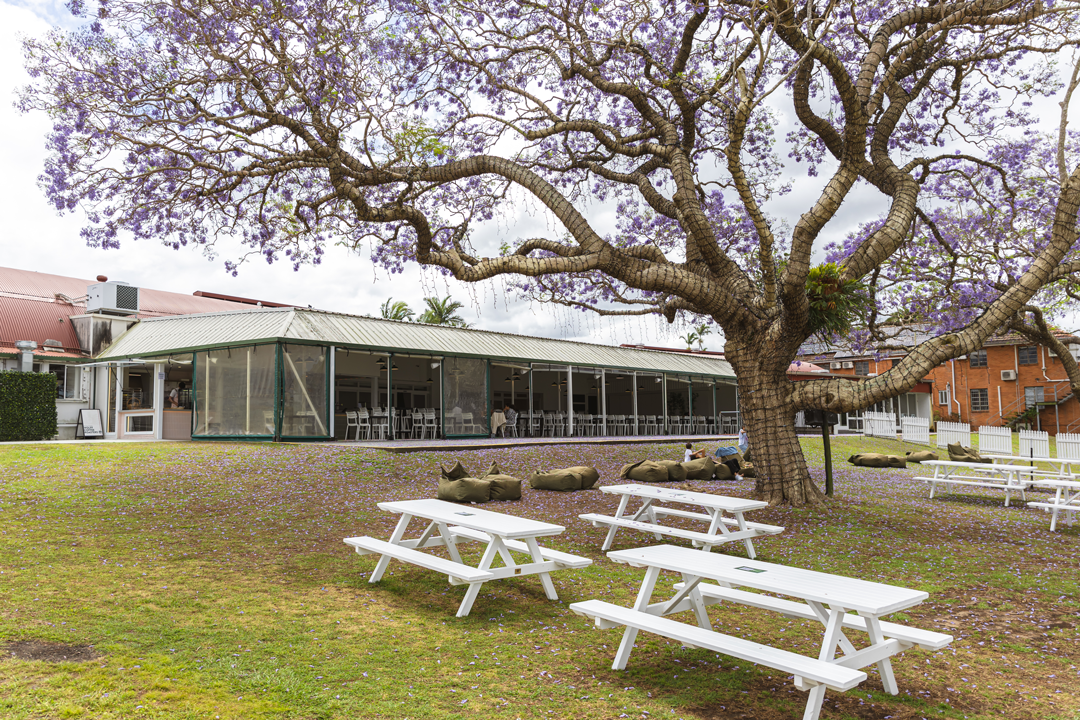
87,281,140,316
1001,370,1017,381
829,362,842,370
842,362,854,369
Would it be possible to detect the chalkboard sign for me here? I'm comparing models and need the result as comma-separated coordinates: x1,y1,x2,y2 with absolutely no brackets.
77,409,104,438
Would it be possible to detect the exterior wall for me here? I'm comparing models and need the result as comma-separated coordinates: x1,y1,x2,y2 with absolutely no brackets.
924,345,1079,433
802,341,1080,434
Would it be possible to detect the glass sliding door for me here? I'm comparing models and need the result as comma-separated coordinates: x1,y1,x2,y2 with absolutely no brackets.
281,344,329,438
193,345,277,437
443,356,489,436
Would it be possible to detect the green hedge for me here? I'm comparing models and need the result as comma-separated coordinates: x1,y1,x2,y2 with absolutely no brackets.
0,372,58,441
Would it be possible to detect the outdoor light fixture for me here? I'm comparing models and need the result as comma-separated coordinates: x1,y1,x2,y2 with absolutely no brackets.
654,377,663,383
430,362,440,369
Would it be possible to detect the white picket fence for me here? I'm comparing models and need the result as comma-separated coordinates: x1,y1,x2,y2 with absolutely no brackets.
900,416,930,445
1057,432,1080,461
978,426,1013,455
936,421,972,448
863,411,897,439
1019,429,1050,459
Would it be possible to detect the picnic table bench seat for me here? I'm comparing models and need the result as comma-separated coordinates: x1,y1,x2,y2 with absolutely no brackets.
672,582,953,650
649,505,785,535
1025,478,1080,531
447,525,592,567
344,536,494,584
570,599,867,692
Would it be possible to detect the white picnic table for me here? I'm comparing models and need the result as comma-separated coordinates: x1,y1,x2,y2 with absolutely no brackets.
1026,478,1080,531
344,498,592,617
570,544,952,720
981,453,1080,477
916,459,1057,506
579,483,783,557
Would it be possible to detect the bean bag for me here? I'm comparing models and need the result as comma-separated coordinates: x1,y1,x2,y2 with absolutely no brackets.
656,460,687,482
624,460,669,483
715,445,740,458
528,469,583,492
485,474,523,501
905,450,939,463
437,476,491,503
714,462,735,480
440,461,471,480
848,453,888,467
480,462,504,478
564,465,600,489
947,442,992,463
848,453,906,468
682,456,716,480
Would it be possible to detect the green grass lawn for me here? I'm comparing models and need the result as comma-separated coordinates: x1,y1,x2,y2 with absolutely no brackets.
0,438,1077,720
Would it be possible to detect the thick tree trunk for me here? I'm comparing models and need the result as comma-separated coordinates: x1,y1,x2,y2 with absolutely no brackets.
728,340,825,506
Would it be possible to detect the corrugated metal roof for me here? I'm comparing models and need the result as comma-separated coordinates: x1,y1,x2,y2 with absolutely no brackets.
0,296,84,352
98,307,736,378
0,265,277,319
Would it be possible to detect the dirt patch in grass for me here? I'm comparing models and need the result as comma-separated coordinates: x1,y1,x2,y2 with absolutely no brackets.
2,640,98,663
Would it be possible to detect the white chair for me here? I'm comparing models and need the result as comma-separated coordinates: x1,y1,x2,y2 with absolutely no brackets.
411,411,424,438
529,412,542,437
460,412,477,434
503,416,519,438
345,410,360,441
422,410,439,439
553,412,566,437
371,408,389,440
356,409,371,440
645,415,658,435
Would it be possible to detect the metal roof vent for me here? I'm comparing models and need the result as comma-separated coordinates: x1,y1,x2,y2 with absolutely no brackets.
43,339,63,350
87,281,140,316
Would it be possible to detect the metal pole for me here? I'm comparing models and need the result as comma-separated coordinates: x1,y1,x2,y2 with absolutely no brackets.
528,364,534,437
632,372,639,436
566,365,574,436
823,421,834,497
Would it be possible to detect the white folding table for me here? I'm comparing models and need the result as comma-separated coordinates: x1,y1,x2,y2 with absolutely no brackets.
580,483,783,557
571,545,952,720
1027,478,1080,530
345,498,591,617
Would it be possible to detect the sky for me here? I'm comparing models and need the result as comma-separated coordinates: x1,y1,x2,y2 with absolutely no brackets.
0,0,992,352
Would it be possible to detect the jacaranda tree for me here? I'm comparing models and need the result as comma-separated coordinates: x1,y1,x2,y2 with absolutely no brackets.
20,0,1080,504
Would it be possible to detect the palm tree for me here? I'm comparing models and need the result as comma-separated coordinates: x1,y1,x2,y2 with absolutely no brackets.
418,295,470,328
681,331,698,351
693,323,712,350
379,298,414,322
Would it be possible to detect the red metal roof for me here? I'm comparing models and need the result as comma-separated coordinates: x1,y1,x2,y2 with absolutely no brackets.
0,265,283,357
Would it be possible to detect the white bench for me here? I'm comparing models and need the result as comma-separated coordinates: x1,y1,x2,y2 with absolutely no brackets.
346,499,591,617
447,525,592,568
674,583,952,650
571,599,867,691
344,536,493,584
1026,479,1080,531
571,545,951,720
916,460,1041,506
582,484,782,557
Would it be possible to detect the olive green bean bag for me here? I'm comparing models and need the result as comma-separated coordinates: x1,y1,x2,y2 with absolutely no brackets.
905,450,939,463
440,461,471,480
682,456,716,480
564,465,600,489
656,460,687,482
437,476,491,503
621,460,669,483
477,463,523,500
848,453,906,468
528,469,584,492
947,442,992,464
713,462,735,480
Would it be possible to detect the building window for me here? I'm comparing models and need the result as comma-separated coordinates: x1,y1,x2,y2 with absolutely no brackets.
969,350,987,368
1024,386,1045,408
1018,346,1038,365
890,358,900,368
48,365,81,400
970,388,990,413
854,360,870,375
938,389,949,406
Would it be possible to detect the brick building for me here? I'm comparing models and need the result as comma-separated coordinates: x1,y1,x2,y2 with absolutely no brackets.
799,329,1080,435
